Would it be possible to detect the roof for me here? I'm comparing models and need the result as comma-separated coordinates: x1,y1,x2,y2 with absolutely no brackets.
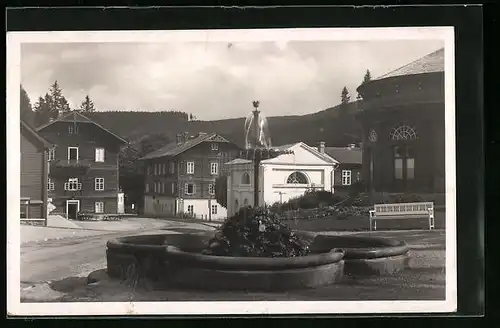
260,142,338,165
375,48,444,81
224,158,253,165
21,119,53,149
324,147,362,165
140,133,232,160
36,111,128,144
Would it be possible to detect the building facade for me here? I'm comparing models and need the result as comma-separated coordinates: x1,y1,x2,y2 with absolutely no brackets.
226,142,338,217
36,112,128,219
324,144,363,194
20,119,52,222
356,48,445,193
140,132,241,221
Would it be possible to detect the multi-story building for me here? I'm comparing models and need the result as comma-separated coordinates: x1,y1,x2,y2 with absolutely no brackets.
140,132,241,221
356,48,445,193
36,111,128,219
20,119,52,224
323,143,363,195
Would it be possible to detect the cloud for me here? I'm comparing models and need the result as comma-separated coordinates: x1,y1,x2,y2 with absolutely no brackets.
21,39,444,120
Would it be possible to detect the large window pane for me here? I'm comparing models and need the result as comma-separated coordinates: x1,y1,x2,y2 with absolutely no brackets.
406,158,415,179
394,158,403,179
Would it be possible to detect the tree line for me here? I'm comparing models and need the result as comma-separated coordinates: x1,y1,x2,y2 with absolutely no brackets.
24,80,98,127
340,69,372,105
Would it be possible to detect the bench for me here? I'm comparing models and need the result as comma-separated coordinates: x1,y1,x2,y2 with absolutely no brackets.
369,202,435,231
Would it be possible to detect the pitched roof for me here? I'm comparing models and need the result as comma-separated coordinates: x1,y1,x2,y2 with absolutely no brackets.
260,142,338,165
224,158,253,165
324,147,362,165
375,48,445,80
21,119,53,149
36,111,127,144
140,133,232,160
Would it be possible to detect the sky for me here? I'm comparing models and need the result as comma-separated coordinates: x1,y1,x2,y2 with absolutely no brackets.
21,39,444,120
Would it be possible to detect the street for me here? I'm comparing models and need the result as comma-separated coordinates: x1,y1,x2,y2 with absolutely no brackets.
20,219,216,284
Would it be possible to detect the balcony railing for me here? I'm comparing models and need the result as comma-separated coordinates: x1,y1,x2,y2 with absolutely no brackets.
52,159,92,168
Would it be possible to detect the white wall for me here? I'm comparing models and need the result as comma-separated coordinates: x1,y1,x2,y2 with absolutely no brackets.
226,143,336,216
178,198,227,221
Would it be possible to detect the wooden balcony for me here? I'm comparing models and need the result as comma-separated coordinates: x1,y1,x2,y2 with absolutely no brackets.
49,159,91,178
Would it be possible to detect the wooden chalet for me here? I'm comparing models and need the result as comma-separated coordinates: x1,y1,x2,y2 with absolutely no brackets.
36,111,128,219
20,119,52,225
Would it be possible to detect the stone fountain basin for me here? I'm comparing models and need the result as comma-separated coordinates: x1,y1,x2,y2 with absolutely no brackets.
300,232,411,276
106,233,345,291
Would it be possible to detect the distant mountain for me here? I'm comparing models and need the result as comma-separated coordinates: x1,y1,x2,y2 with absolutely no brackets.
86,101,363,149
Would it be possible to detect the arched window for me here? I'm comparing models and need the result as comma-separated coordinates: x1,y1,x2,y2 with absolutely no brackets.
286,171,309,184
389,124,418,141
241,172,251,185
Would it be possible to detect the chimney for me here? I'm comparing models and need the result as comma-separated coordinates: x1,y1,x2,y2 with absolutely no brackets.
176,134,183,144
318,141,326,154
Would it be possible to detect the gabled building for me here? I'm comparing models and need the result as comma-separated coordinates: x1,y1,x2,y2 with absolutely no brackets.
20,119,53,224
226,142,338,217
324,143,363,192
36,111,128,219
356,48,445,193
140,132,241,220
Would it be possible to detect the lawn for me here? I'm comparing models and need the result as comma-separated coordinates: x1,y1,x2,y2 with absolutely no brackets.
283,209,446,232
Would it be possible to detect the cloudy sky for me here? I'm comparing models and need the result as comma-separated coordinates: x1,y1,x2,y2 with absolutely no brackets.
21,39,443,120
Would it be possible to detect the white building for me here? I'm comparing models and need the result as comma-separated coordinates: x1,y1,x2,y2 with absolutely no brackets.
226,142,339,217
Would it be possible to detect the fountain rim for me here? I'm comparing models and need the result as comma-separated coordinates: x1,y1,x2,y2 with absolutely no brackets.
106,234,345,271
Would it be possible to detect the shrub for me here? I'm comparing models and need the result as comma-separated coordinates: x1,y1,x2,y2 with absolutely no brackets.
272,189,347,212
202,206,311,257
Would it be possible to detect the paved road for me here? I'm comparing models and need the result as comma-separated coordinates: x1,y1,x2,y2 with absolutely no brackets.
21,221,215,284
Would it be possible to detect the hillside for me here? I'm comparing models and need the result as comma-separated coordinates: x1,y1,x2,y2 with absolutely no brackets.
87,101,363,148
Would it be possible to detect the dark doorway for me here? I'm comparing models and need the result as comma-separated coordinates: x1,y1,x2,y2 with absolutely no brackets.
67,202,78,220
393,145,415,191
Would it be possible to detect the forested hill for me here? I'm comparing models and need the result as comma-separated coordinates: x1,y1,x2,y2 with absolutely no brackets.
86,101,363,148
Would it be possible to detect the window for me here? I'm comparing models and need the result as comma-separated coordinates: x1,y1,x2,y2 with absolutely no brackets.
243,198,249,206
186,162,195,174
211,205,218,215
211,143,219,151
95,178,104,191
286,171,309,184
208,183,215,195
154,182,157,193
185,183,195,195
162,163,166,174
48,148,56,161
68,147,79,161
145,183,150,193
154,164,158,175
47,178,55,191
95,148,105,162
210,162,218,175
68,124,78,135
64,178,81,191
241,172,251,184
95,202,104,213
342,170,352,186
147,165,151,176
187,205,194,215
389,124,418,141
171,182,175,194
161,182,165,194
169,162,175,174
394,146,415,180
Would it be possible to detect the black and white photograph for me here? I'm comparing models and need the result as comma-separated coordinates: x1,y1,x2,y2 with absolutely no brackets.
8,27,457,315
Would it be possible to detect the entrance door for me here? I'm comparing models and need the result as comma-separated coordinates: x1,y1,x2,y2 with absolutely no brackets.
393,145,415,191
66,200,79,220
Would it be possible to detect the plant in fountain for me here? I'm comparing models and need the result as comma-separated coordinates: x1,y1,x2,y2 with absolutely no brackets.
203,101,310,257
202,206,311,257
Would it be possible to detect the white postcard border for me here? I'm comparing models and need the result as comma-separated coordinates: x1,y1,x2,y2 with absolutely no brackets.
7,27,457,316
